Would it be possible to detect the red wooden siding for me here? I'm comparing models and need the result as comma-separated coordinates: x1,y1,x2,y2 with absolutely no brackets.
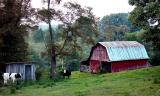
111,60,148,72
90,60,100,73
90,45,109,61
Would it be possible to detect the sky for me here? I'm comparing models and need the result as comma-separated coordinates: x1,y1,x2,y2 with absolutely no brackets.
31,0,135,18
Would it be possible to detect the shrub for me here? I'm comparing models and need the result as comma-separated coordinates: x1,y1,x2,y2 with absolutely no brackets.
15,80,24,90
35,68,43,81
148,49,160,66
53,71,63,82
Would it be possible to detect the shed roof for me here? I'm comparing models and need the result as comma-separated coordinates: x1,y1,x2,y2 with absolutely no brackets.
5,62,37,65
98,41,149,61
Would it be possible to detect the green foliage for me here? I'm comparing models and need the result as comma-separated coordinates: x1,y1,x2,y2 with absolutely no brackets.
0,0,33,63
32,29,44,43
129,1,160,29
124,30,144,42
124,32,138,41
99,13,139,33
35,68,43,81
129,0,160,66
99,25,130,41
143,29,160,50
67,60,80,71
98,13,139,41
149,49,160,66
32,27,60,44
0,30,28,63
33,3,98,71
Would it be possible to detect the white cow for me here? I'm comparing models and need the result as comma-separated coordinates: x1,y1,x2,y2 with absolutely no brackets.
9,73,22,84
2,73,11,85
2,73,22,85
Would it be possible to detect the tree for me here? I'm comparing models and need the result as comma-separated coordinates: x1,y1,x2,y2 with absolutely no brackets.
124,30,144,42
98,13,138,41
37,1,98,78
99,13,139,33
129,0,160,49
32,29,45,43
129,0,160,65
0,0,34,63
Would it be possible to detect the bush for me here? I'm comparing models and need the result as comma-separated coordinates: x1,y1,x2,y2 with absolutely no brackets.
149,51,160,66
13,80,24,90
35,68,43,81
53,70,64,82
67,60,80,71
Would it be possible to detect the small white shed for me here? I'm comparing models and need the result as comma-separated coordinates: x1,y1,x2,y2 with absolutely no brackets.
5,62,37,80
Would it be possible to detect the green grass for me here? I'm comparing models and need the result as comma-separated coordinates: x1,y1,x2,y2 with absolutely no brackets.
0,66,160,96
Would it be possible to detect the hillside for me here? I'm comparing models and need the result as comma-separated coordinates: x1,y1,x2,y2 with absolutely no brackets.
0,66,160,96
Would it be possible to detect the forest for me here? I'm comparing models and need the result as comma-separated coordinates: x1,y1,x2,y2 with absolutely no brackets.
0,0,160,95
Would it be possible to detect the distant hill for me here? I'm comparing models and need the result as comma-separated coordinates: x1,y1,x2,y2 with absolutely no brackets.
39,20,59,31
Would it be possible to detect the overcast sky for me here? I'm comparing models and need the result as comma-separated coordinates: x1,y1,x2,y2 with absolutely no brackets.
31,0,135,18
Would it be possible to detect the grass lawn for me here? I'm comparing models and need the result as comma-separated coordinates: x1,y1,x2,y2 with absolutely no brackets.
0,66,160,96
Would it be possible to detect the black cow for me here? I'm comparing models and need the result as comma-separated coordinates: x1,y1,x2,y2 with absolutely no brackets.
60,70,71,78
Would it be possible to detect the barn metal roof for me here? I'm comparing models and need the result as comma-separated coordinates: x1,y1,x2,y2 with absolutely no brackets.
98,41,149,61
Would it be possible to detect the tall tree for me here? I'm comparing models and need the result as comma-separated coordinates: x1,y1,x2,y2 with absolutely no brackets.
37,1,98,78
129,0,160,65
0,0,33,63
46,0,61,78
129,0,160,48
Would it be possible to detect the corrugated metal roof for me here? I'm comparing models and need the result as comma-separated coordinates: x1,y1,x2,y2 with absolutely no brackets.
5,62,37,65
98,41,149,61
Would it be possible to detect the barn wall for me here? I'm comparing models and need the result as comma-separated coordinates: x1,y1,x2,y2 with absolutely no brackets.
90,60,100,73
111,60,148,72
91,45,108,61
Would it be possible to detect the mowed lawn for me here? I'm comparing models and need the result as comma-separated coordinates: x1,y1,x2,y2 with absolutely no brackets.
0,66,160,96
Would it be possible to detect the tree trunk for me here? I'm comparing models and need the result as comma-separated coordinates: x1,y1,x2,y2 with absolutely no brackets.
50,47,56,78
48,14,56,79
47,0,56,79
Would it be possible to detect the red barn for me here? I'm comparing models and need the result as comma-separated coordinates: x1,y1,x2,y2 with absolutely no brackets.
80,41,149,73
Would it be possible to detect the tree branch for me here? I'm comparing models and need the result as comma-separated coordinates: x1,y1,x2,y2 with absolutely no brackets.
55,31,69,56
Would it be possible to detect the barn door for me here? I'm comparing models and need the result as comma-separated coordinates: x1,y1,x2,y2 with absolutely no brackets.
101,62,111,73
90,60,100,73
25,65,31,80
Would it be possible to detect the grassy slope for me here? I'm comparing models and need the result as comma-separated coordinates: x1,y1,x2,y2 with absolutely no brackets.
1,66,160,96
